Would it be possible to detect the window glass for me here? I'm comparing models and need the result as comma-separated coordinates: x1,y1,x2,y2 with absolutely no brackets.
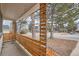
25,16,32,37
16,10,40,40
33,10,40,40
18,16,32,37
3,20,12,33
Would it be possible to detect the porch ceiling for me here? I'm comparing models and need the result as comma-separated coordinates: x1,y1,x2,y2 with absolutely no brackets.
0,3,36,21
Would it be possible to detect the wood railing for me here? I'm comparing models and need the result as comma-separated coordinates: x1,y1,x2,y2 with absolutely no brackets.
16,34,46,56
3,33,13,42
46,48,59,56
3,33,58,56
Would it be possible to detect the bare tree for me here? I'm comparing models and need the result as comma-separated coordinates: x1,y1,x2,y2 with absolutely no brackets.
50,3,56,39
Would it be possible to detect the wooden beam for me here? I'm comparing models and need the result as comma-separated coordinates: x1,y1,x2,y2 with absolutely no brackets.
12,21,16,40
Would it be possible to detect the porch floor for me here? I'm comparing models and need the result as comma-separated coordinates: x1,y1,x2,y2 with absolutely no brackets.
1,41,29,56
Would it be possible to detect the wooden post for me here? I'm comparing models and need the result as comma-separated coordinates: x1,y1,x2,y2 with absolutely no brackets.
40,3,47,56
40,3,47,45
12,21,16,40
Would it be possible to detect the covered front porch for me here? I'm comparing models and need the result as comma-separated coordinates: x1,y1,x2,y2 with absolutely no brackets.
0,3,79,56
0,3,47,56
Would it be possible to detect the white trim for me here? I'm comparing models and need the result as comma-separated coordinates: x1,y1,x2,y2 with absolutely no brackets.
15,40,32,56
0,35,3,54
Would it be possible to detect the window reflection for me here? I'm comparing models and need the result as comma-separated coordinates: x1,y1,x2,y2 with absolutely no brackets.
16,10,40,40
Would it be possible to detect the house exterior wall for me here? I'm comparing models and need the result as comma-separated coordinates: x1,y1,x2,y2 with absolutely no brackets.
76,22,79,32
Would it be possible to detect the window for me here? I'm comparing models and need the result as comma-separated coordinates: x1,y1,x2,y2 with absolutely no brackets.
16,10,40,40
24,16,32,37
33,10,40,40
3,20,12,33
17,16,32,38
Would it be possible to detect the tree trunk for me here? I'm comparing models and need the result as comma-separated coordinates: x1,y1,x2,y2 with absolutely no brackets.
50,4,56,39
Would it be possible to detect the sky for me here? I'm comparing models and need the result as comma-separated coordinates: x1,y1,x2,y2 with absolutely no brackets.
75,19,79,23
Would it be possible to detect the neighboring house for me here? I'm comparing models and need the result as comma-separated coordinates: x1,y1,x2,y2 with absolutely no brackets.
76,22,79,32
74,19,79,32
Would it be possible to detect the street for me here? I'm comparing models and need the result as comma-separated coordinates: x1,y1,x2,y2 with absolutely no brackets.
47,32,79,41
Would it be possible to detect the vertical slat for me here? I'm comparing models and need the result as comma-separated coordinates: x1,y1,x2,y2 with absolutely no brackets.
40,3,47,56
